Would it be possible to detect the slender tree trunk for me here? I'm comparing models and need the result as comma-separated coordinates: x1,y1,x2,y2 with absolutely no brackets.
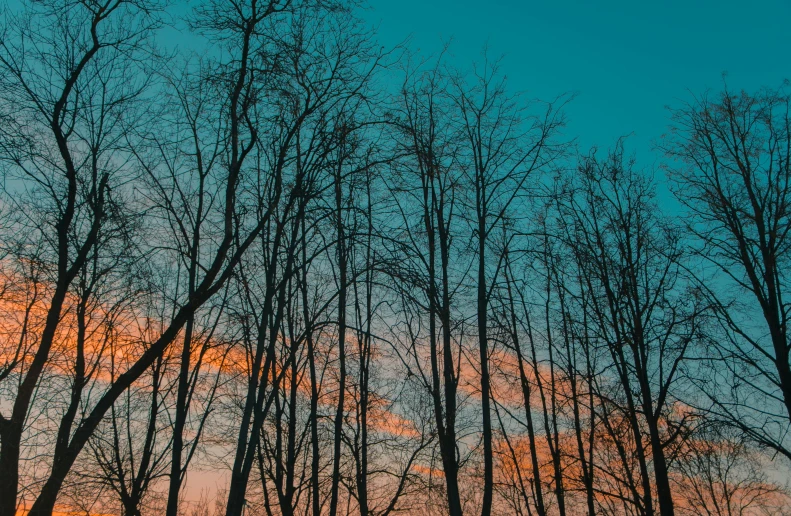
432,166,463,516
166,314,194,516
301,212,322,516
477,230,494,516
647,414,674,516
504,254,546,516
475,176,493,516
329,148,348,516
567,309,595,516
355,170,374,516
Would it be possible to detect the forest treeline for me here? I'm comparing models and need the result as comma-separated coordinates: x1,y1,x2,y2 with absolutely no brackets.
0,1,789,515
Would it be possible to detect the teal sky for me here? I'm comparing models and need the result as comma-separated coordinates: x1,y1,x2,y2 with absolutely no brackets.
363,0,790,167
7,0,789,196
10,0,787,161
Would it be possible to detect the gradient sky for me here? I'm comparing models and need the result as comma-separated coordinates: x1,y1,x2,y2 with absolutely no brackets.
363,0,790,171
3,0,789,505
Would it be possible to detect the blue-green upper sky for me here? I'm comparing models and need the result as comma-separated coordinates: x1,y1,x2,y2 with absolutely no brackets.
8,0,788,182
363,0,790,167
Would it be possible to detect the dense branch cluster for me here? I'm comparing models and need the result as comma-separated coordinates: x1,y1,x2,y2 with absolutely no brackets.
0,1,789,515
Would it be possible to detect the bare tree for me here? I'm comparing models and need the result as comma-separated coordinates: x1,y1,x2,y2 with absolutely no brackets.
450,55,566,516
674,424,791,516
664,85,791,461
554,144,704,516
0,0,292,510
87,350,171,516
387,54,467,515
0,1,162,512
